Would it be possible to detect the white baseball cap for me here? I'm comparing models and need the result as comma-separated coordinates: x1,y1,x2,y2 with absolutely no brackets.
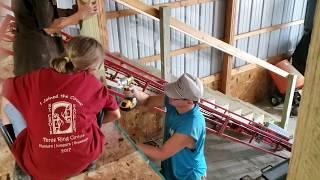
164,73,203,101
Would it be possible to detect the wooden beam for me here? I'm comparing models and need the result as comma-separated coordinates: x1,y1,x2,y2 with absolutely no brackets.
279,74,297,130
106,0,214,19
201,54,286,85
201,73,221,84
113,0,290,78
235,20,304,40
97,0,109,50
80,0,102,42
80,0,109,50
287,2,320,179
80,0,108,85
159,6,171,80
138,43,209,64
221,0,237,95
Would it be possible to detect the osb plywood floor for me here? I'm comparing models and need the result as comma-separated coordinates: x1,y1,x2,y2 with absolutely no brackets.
119,106,164,143
0,134,14,179
0,56,14,80
72,122,162,179
0,122,163,180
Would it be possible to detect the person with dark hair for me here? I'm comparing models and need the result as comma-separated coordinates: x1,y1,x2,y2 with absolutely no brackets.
127,73,207,180
11,0,97,76
0,36,121,179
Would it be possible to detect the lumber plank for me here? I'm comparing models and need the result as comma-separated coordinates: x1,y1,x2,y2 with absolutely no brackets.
113,0,289,78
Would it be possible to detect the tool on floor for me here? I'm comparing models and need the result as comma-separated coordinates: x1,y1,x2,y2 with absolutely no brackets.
117,76,137,111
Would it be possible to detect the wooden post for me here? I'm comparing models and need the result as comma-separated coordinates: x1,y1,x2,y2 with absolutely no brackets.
79,0,108,85
221,0,237,95
80,0,109,50
287,1,320,179
159,6,171,81
97,0,109,50
279,74,297,130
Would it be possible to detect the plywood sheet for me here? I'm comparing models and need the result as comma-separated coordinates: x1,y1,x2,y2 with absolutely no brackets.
230,67,272,103
119,106,164,143
0,122,162,179
85,151,161,180
0,132,15,179
0,56,14,80
70,122,163,179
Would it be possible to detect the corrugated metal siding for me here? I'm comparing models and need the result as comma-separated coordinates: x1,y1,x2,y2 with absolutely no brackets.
107,0,226,78
235,0,307,68
56,0,306,77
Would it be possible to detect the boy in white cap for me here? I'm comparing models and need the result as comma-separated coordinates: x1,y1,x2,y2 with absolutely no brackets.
130,73,207,180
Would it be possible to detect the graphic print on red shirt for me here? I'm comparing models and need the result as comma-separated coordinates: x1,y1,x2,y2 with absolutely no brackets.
3,68,119,179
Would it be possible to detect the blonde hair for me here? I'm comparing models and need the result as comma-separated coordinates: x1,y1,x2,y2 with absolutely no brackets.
50,36,104,73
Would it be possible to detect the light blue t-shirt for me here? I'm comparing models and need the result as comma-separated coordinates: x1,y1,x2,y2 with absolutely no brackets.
161,96,207,180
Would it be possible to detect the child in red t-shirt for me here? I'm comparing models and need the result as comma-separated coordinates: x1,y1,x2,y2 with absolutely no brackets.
0,36,121,179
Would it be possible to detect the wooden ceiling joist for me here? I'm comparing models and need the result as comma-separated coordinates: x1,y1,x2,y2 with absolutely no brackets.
106,0,214,19
113,0,289,78
138,43,210,64
235,19,305,40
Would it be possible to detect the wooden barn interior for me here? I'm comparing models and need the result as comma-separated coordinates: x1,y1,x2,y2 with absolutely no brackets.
0,0,319,179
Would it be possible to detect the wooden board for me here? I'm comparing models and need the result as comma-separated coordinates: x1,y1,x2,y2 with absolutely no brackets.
202,56,285,103
229,66,272,103
0,132,15,179
85,151,161,180
106,0,214,19
119,106,164,143
0,122,163,179
71,122,163,179
287,2,320,180
221,0,237,95
0,55,14,80
113,0,289,78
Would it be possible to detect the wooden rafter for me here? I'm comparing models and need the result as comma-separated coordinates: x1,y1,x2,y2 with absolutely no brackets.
106,0,214,19
235,19,304,40
113,0,289,78
201,54,286,85
138,43,210,63
97,0,109,50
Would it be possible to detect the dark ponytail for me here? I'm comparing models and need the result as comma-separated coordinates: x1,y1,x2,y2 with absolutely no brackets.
50,57,75,73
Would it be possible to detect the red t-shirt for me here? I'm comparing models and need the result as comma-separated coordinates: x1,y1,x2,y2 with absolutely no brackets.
3,68,118,179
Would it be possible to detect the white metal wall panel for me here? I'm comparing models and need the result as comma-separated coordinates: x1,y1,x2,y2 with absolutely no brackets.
105,0,305,76
210,0,225,74
184,4,200,77
278,0,293,55
267,0,285,57
198,2,213,78
171,5,186,77
235,0,306,68
257,0,274,60
107,1,120,52
289,0,307,52
246,0,263,58
235,0,252,67
105,0,225,79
